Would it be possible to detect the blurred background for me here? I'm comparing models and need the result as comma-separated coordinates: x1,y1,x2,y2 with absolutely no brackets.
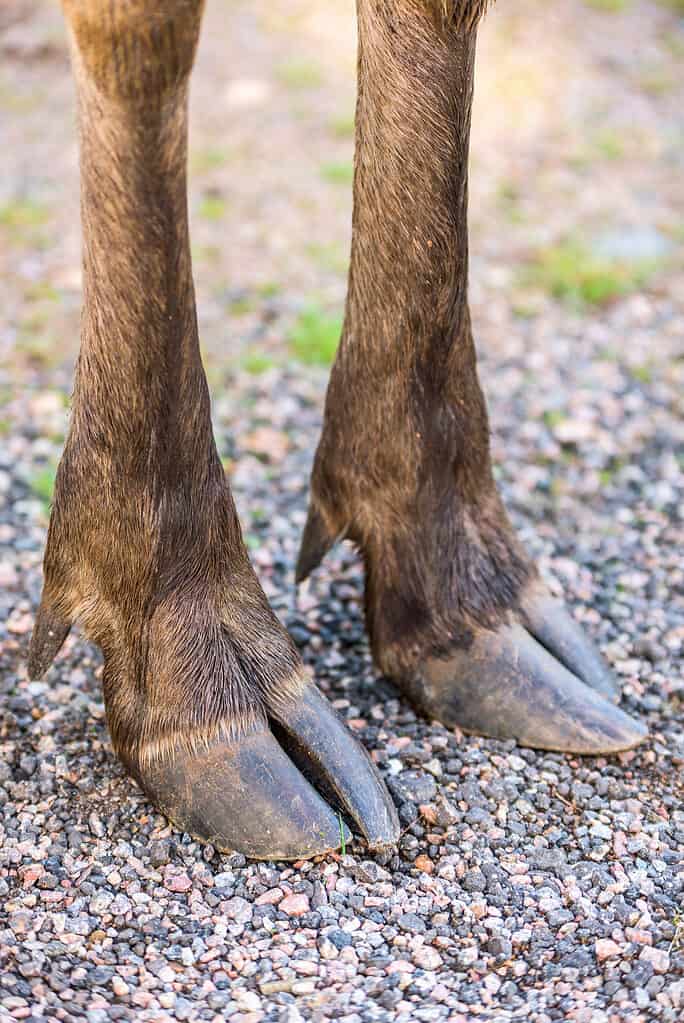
2,0,683,378
0,0,682,645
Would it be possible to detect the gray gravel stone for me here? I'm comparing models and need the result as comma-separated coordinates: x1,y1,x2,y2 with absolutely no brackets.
388,770,438,804
1,6,683,1021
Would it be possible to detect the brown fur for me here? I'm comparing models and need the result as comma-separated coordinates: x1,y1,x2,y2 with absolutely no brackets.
433,0,493,31
36,0,519,763
302,0,533,682
41,0,306,771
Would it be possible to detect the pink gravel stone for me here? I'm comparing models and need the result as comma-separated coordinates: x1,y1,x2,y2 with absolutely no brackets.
279,893,310,916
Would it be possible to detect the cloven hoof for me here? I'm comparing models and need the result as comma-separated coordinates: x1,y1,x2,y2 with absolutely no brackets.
128,684,400,861
402,586,646,755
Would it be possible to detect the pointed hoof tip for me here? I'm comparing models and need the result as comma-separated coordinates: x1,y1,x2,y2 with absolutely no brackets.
546,686,648,757
295,503,339,584
273,684,400,854
27,609,72,681
294,543,327,585
363,828,400,854
293,562,310,586
600,712,648,755
521,587,620,701
26,655,45,682
411,623,649,758
351,799,400,853
26,649,55,682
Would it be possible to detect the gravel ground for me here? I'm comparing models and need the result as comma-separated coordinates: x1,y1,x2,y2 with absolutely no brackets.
1,1,684,1021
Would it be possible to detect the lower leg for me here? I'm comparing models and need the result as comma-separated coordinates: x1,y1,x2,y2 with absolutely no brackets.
299,0,645,753
30,0,397,858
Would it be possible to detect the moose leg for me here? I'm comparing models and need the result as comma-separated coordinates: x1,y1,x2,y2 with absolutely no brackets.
298,0,646,754
28,0,398,859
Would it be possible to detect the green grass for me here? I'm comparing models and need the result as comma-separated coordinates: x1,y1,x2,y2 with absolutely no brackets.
0,198,50,246
661,27,684,59
592,128,626,160
543,409,566,430
15,312,59,368
0,198,49,230
288,305,342,366
306,242,349,275
229,295,256,316
598,460,628,485
511,301,540,319
25,281,60,303
30,464,57,513
523,238,657,307
241,351,276,375
197,195,227,221
670,910,684,956
190,146,233,174
570,128,627,170
496,181,526,224
631,363,654,384
320,161,354,186
192,243,222,265
255,280,281,299
276,60,323,90
328,114,355,139
584,0,630,10
638,67,676,96
658,0,684,12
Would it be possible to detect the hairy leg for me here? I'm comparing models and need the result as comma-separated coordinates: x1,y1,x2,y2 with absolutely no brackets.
29,0,398,859
298,0,645,754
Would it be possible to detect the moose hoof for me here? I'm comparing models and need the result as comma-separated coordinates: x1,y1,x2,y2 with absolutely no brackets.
519,583,620,702
407,616,646,755
129,683,399,861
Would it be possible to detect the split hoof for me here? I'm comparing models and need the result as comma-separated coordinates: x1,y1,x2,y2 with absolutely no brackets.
409,622,646,755
271,684,399,851
131,683,399,861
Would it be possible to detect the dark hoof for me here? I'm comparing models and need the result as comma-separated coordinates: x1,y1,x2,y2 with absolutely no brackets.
27,596,72,680
521,584,619,701
411,623,646,755
132,685,399,861
271,685,399,851
295,502,341,584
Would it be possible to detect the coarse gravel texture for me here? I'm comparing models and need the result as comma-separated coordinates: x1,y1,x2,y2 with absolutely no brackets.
1,1,684,1022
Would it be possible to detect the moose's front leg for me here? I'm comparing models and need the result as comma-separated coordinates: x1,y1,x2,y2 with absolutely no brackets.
28,0,398,859
298,0,646,754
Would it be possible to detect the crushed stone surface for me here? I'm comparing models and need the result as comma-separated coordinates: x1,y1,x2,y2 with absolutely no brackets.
1,1,683,1020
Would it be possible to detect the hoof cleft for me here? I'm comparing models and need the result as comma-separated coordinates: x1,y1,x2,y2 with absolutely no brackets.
521,585,619,701
132,684,398,861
